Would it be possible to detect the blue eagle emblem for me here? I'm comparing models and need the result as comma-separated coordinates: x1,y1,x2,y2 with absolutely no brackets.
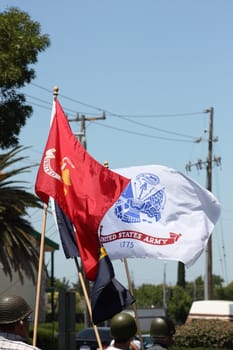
114,172,166,224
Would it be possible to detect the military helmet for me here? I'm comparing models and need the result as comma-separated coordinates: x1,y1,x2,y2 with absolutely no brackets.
150,316,175,338
0,295,32,324
110,312,137,341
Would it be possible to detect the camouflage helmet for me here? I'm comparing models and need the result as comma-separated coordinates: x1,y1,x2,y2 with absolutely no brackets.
150,316,175,338
110,312,137,341
0,295,32,324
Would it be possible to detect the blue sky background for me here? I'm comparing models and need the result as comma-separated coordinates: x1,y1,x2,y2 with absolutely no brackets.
1,1,233,289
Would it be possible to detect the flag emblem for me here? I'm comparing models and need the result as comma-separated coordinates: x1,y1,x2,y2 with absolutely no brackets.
43,148,75,195
114,172,166,224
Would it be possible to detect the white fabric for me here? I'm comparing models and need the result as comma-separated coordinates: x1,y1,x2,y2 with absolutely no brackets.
106,346,122,350
0,334,41,350
99,164,221,267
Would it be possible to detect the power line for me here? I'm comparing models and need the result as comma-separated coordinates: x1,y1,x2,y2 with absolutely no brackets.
115,115,198,139
107,111,204,118
93,120,196,143
31,82,204,119
26,95,200,141
28,84,204,142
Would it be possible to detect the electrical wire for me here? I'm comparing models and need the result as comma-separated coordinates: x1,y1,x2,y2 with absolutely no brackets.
28,84,204,142
31,82,205,119
91,120,195,143
114,115,197,139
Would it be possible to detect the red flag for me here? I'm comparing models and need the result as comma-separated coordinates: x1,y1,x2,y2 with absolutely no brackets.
35,100,130,280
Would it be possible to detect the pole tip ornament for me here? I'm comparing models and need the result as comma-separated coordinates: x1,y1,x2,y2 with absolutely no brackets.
53,86,59,99
104,160,109,168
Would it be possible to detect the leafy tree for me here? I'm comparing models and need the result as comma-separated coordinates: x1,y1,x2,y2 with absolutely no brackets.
46,277,84,320
212,274,224,288
52,277,72,291
212,274,225,299
221,281,233,300
167,285,192,324
134,284,163,308
72,279,85,297
0,7,50,149
0,146,42,282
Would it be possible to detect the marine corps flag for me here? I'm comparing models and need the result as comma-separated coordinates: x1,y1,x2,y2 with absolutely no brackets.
35,99,130,280
91,247,135,324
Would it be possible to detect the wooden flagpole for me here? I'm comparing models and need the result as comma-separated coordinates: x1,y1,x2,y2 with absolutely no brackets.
33,86,58,346
123,258,144,350
33,203,48,346
74,258,103,350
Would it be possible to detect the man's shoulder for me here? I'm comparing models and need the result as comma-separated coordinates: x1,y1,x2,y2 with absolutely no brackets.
0,336,41,350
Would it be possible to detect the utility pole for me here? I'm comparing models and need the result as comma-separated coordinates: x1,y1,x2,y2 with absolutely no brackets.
68,111,106,327
69,112,106,150
185,107,221,300
206,107,214,300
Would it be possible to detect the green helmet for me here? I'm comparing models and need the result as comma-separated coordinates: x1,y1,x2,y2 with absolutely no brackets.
0,295,32,324
150,317,175,338
110,312,137,341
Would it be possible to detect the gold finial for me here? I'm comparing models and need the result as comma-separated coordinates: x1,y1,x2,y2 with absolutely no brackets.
53,86,59,100
104,160,109,168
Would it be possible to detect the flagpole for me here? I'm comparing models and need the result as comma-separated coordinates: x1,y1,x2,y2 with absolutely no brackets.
33,203,48,346
123,258,145,350
33,86,59,346
74,258,103,350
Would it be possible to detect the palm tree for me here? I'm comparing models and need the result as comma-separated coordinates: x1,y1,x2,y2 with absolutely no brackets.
0,146,42,283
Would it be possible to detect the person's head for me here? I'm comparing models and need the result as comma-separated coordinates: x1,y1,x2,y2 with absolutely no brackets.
110,312,137,344
0,295,32,339
150,316,175,348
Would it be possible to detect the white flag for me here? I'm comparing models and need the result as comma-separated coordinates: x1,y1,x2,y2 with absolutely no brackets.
99,164,221,267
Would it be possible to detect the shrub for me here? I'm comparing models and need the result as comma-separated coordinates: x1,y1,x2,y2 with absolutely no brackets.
29,323,58,350
29,322,84,350
173,320,233,349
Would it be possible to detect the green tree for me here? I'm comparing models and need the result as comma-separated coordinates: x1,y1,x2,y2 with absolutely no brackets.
167,285,192,324
134,284,163,307
0,7,50,149
0,146,42,282
222,281,233,300
194,275,205,300
53,277,72,291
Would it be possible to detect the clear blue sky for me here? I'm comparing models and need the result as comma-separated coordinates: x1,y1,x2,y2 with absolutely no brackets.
1,1,233,288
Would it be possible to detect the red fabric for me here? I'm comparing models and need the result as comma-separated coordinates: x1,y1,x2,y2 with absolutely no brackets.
35,100,130,280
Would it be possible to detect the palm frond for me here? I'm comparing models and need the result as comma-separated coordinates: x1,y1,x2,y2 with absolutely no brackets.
0,145,44,283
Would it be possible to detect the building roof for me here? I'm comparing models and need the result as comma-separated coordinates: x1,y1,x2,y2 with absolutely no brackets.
30,230,59,252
